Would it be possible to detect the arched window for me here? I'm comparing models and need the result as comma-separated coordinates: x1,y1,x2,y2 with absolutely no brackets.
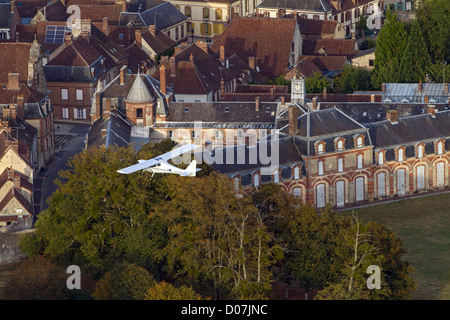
417,145,423,158
317,143,324,154
398,148,404,162
437,141,444,155
316,184,325,208
293,187,302,198
294,167,300,180
274,170,280,183
337,140,344,151
378,151,384,165
357,136,363,147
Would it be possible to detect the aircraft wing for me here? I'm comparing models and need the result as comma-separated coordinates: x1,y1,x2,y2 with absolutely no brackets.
117,143,199,174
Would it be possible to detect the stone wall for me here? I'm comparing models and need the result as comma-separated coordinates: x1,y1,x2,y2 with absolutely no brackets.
0,229,34,265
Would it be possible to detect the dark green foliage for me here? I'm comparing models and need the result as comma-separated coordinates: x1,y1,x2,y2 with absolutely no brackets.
372,10,407,88
305,72,331,93
333,66,374,93
398,19,431,82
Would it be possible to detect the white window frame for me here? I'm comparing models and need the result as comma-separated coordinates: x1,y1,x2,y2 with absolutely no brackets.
357,154,363,169
76,89,83,101
318,161,324,176
294,166,300,180
61,88,68,100
378,151,384,165
62,108,69,119
338,158,343,172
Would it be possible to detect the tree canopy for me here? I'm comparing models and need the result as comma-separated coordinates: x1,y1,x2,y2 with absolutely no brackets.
22,141,415,300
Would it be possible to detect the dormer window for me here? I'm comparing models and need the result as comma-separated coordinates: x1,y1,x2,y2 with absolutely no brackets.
397,147,405,162
316,141,325,154
436,140,444,155
354,134,365,148
335,138,345,151
416,143,425,158
378,150,384,165
225,107,230,113
184,107,189,112
265,107,271,113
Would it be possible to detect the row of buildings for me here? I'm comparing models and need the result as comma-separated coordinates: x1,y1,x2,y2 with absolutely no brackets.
0,0,432,231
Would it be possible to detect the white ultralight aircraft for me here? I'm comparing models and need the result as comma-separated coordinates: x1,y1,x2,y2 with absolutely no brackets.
117,143,201,177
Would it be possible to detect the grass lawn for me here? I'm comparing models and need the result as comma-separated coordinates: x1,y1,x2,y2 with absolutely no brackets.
341,192,450,300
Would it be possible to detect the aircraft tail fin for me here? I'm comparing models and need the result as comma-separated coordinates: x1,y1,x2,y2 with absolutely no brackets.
181,160,201,177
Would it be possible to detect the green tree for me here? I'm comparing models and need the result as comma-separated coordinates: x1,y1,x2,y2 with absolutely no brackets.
333,65,373,93
416,0,450,63
305,72,331,93
145,281,204,300
398,19,432,82
372,9,407,88
92,262,156,300
3,256,70,300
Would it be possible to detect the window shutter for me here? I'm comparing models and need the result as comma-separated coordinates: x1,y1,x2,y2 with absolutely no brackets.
74,108,78,119
200,23,205,35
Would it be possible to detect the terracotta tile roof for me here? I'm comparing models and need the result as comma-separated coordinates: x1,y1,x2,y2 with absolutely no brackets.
297,16,339,35
0,83,47,106
75,3,123,23
152,43,223,95
0,42,33,85
221,92,290,102
302,38,356,58
337,0,375,13
125,42,155,74
0,187,33,216
234,84,289,94
47,35,103,67
299,55,348,71
0,167,33,192
306,93,382,102
37,0,69,22
285,56,322,79
210,17,298,79
15,24,38,42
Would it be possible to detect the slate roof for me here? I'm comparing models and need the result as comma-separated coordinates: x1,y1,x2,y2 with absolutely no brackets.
127,0,165,12
0,1,13,28
141,28,176,55
364,111,450,149
36,0,69,22
87,111,132,149
382,83,450,103
120,2,187,29
0,83,50,120
208,135,304,175
258,0,334,12
210,17,298,79
126,73,155,103
156,101,278,129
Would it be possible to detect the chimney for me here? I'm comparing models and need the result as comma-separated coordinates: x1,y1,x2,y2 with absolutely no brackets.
135,29,142,47
103,17,109,36
382,83,386,92
248,56,256,70
370,94,375,102
17,95,26,119
3,106,11,119
445,82,448,94
8,166,14,180
7,73,20,91
288,105,298,136
174,46,182,55
10,104,16,120
189,54,194,62
323,87,327,100
197,41,208,53
11,0,14,13
120,65,126,85
13,173,21,190
255,96,260,112
149,25,156,35
386,110,398,124
160,64,166,95
104,98,111,119
220,45,225,62
312,97,318,110
65,33,72,43
122,0,127,12
270,86,274,98
220,79,224,98
280,96,285,106
427,105,436,118
418,81,422,93
15,31,19,42
424,95,429,103
169,56,176,77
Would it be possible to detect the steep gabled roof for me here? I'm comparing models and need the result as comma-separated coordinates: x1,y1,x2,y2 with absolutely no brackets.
47,36,103,67
210,17,298,79
0,43,33,84
141,28,176,55
302,38,356,58
297,16,340,35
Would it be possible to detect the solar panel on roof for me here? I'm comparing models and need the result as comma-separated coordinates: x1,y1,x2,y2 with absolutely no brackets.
44,25,69,44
